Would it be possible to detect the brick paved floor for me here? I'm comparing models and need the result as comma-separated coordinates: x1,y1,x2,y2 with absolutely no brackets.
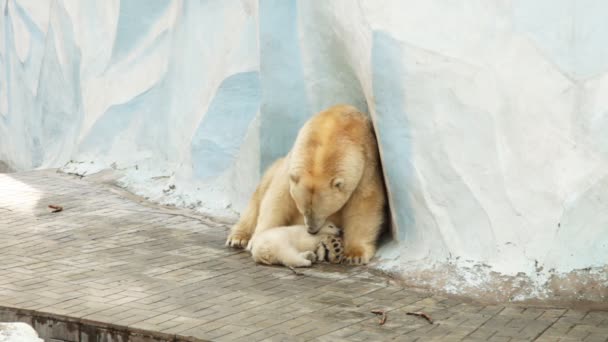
0,170,607,341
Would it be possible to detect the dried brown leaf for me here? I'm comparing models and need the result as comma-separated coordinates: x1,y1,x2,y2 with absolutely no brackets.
371,309,387,325
406,311,433,324
48,205,63,213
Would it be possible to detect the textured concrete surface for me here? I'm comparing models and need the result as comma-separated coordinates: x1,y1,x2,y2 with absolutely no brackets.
0,170,607,341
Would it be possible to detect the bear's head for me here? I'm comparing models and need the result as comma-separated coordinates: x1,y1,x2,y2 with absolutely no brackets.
289,150,364,234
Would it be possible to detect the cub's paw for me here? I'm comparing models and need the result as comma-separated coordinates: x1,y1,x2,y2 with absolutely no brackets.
225,231,250,248
301,251,317,263
343,245,372,265
319,236,344,264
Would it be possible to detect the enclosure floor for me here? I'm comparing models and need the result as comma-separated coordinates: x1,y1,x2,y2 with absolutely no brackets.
0,170,606,342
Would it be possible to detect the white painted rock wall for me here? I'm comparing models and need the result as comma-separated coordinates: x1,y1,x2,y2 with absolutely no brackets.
1,0,607,301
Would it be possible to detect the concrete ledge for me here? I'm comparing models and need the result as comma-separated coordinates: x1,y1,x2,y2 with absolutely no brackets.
0,306,208,342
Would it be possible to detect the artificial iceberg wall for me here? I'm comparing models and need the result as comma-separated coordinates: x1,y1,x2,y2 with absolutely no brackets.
1,0,607,302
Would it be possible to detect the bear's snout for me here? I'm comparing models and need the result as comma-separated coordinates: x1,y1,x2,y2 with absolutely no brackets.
307,226,319,235
305,215,325,235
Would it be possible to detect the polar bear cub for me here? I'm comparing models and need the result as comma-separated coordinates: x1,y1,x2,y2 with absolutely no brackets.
246,222,341,267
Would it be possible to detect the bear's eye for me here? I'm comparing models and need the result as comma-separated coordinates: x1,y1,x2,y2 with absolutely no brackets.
290,173,300,184
331,177,344,190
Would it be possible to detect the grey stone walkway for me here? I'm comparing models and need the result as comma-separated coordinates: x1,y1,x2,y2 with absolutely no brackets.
0,170,607,341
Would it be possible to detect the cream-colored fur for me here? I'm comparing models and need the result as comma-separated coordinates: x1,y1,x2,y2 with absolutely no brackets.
246,222,341,267
227,104,387,265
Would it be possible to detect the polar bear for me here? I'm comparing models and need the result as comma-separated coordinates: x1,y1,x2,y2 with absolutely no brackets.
246,221,342,267
226,104,387,265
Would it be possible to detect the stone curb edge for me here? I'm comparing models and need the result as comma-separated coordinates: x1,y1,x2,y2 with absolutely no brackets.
0,305,210,342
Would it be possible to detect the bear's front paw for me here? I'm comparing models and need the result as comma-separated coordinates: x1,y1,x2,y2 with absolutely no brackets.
225,231,250,248
343,245,373,265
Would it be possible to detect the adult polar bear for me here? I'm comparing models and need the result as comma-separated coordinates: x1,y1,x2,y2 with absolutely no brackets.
226,105,387,264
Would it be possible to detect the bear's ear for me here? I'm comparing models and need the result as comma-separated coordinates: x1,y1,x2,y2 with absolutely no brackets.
290,173,300,184
332,177,345,190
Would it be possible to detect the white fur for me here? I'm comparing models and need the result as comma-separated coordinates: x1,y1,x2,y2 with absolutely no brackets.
246,222,340,267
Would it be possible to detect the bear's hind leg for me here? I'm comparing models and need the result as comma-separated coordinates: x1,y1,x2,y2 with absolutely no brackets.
319,236,344,264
